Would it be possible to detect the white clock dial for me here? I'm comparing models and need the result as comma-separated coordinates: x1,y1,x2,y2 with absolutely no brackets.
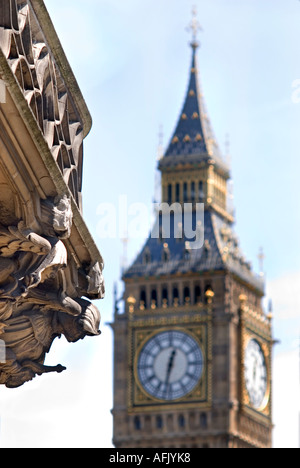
137,330,203,401
244,339,268,409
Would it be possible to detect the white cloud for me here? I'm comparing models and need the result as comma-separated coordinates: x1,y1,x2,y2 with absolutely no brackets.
273,348,300,448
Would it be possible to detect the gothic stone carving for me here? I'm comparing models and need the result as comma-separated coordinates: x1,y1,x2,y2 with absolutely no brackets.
0,0,85,210
0,195,103,388
0,1,104,389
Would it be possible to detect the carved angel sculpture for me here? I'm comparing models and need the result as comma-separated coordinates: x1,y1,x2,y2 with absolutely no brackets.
0,212,104,388
0,299,100,388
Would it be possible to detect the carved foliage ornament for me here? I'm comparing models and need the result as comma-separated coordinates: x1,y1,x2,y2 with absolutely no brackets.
0,195,104,388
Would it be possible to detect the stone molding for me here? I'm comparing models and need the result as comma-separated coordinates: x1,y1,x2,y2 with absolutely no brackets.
0,0,92,211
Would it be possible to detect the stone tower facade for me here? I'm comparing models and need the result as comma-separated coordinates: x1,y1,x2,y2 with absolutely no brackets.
112,23,273,449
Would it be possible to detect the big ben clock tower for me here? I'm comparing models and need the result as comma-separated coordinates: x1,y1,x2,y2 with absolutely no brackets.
111,12,273,449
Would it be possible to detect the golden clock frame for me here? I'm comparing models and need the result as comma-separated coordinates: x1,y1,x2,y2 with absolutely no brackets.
127,313,212,412
239,304,272,422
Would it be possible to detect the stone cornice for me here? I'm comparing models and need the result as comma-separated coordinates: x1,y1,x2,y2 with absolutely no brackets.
29,0,92,138
0,48,103,269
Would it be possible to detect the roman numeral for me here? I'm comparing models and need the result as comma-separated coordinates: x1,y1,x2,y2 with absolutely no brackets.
145,374,156,384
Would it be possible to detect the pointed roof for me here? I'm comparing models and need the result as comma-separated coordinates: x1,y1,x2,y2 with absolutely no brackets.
123,209,264,295
123,16,263,294
160,43,229,175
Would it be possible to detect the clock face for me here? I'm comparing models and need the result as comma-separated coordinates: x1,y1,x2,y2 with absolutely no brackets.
244,338,268,409
137,330,203,401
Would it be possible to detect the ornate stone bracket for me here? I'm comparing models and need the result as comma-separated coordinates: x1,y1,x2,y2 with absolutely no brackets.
0,195,104,388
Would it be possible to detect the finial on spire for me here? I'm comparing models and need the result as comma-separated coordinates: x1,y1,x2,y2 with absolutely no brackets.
157,124,164,161
258,247,265,277
186,5,202,49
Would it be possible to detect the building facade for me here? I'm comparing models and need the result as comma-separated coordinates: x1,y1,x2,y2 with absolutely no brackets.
112,26,273,449
0,0,104,388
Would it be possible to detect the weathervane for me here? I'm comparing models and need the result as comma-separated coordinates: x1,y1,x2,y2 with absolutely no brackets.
186,5,202,48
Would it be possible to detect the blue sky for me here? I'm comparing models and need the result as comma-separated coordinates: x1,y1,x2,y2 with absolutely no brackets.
0,0,300,448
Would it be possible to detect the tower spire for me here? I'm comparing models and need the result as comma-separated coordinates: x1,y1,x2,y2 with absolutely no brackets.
186,5,202,49
161,9,228,175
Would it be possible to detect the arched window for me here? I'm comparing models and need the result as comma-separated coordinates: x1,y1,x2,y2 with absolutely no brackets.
168,184,172,204
176,183,180,203
134,416,141,431
151,289,157,309
191,181,195,202
184,286,190,304
183,182,188,203
140,289,147,309
200,412,208,429
156,415,163,429
178,414,185,428
162,287,168,307
173,287,179,306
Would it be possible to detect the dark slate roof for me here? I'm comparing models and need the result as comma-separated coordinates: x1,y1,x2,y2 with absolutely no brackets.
123,209,264,294
160,45,229,175
124,44,264,294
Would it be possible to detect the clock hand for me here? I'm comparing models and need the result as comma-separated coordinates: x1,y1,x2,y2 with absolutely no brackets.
253,357,258,382
165,349,177,386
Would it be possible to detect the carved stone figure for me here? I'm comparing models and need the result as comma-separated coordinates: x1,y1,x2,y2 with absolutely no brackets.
87,262,105,298
0,210,103,388
52,195,73,239
0,299,100,388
